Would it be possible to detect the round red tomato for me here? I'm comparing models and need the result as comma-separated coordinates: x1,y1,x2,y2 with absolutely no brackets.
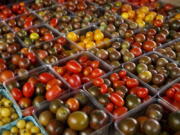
130,47,142,57
90,60,100,68
46,85,63,101
106,103,114,112
50,18,58,27
100,84,108,94
83,66,93,76
126,78,139,88
46,79,62,90
118,70,127,78
110,73,120,82
56,37,67,45
143,40,157,52
11,88,23,101
44,33,54,41
91,68,104,79
66,98,80,111
136,87,149,99
27,52,36,63
93,77,104,86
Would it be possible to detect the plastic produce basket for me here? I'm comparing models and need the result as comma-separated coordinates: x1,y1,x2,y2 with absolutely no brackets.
84,68,156,119
0,89,22,131
115,98,177,135
33,89,112,135
50,51,113,90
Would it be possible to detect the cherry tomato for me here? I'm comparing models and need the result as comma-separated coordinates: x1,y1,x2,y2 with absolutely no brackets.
0,70,14,83
109,92,124,107
113,80,125,88
24,21,32,28
106,103,114,112
113,107,128,117
56,37,67,45
83,66,93,76
37,50,48,60
118,70,127,78
53,66,65,76
143,40,157,52
66,60,82,73
28,77,39,85
129,87,139,95
126,78,139,88
66,98,80,111
81,76,90,83
172,101,180,110
175,91,180,102
46,79,62,91
23,106,35,116
11,88,23,101
90,60,100,68
50,18,58,27
91,68,104,79
19,97,32,109
130,47,142,57
172,83,180,91
165,87,176,99
39,72,55,84
93,77,104,86
44,33,54,41
23,82,34,98
153,19,163,27
67,74,81,88
100,84,108,94
136,87,149,99
46,85,63,101
26,52,36,63
78,55,89,63
110,73,120,82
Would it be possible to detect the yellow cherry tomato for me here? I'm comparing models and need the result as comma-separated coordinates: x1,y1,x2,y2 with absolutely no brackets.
86,31,94,38
1,108,11,117
139,6,149,14
136,19,146,27
31,126,40,133
94,31,104,41
17,120,26,129
26,121,34,130
94,29,101,33
175,14,180,20
137,12,146,19
156,15,164,20
67,32,79,42
128,10,135,19
83,38,92,44
11,127,18,133
86,41,96,50
80,35,85,41
121,12,129,19
2,131,10,135
77,42,85,49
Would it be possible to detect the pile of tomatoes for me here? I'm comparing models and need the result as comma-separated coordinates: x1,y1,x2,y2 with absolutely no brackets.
53,55,107,88
162,82,180,110
87,70,151,117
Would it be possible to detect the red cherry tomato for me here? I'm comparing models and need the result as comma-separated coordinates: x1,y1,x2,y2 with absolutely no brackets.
130,47,142,57
11,88,23,101
113,107,128,117
53,66,65,76
66,60,82,73
26,52,36,63
165,87,176,99
46,85,63,101
66,98,79,111
37,50,48,60
39,72,55,84
56,37,67,45
50,18,58,27
129,87,140,95
23,106,35,116
83,66,93,76
46,79,62,91
110,73,120,82
118,70,127,78
136,87,149,99
172,83,180,91
67,74,81,88
44,33,54,41
143,40,157,52
19,97,32,109
28,77,39,85
109,92,124,107
93,77,104,86
78,55,89,63
172,101,180,110
24,21,32,29
153,19,163,27
106,103,114,112
90,60,100,68
91,68,104,79
23,82,34,98
126,78,139,88
113,80,125,88
100,84,108,94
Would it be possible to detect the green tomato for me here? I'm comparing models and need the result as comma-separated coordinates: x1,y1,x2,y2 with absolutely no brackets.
30,32,40,40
